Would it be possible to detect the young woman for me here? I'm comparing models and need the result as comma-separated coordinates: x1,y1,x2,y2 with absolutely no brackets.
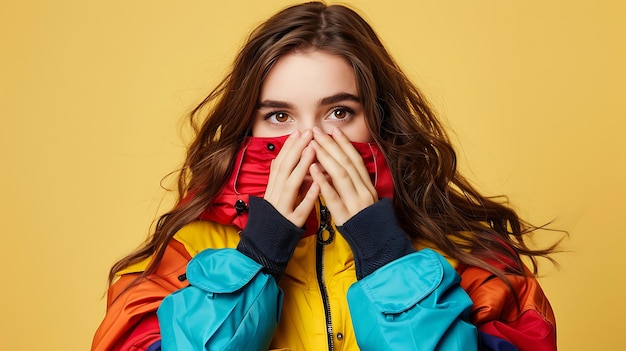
92,2,558,350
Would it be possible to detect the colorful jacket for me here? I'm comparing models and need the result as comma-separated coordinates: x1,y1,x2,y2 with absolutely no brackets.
91,219,556,351
92,136,556,350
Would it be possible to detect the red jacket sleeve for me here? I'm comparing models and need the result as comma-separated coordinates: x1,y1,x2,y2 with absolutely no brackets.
110,312,160,351
459,265,557,351
91,240,191,351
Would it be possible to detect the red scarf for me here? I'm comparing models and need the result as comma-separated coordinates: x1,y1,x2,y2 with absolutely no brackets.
197,135,394,236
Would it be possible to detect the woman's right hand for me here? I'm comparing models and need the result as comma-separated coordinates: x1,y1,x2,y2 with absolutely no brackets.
264,129,320,227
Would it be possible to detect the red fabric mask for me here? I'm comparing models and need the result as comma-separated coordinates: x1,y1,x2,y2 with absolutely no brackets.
197,135,394,236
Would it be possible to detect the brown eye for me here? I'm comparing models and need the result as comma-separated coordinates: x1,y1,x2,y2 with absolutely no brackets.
329,108,354,120
275,112,289,122
333,109,347,119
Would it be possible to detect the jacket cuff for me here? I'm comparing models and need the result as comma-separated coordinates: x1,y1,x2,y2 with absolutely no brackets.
347,249,478,349
158,248,281,350
336,198,414,279
186,248,264,293
237,196,305,281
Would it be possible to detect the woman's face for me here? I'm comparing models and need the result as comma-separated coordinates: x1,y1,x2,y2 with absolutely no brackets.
251,50,373,143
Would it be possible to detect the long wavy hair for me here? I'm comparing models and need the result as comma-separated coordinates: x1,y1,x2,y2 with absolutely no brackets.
109,1,558,290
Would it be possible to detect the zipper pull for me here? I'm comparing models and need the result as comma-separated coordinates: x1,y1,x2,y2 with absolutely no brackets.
317,204,335,245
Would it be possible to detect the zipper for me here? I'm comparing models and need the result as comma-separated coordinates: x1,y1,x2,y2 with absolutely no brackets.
316,201,335,351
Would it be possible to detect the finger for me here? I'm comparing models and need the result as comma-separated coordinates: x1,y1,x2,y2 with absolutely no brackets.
265,130,299,197
309,139,359,201
310,136,377,209
274,129,313,182
330,127,378,199
310,130,377,221
280,129,313,165
309,163,350,225
278,146,316,208
265,130,313,203
289,182,320,227
271,130,297,164
312,128,371,198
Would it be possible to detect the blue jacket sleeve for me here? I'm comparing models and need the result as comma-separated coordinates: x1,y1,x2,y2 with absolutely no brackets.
156,248,283,351
347,248,479,351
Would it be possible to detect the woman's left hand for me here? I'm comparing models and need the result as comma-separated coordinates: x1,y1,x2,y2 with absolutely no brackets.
308,127,378,225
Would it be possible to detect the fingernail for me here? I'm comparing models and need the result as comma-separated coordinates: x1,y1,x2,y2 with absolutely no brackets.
291,130,300,137
333,127,343,136
313,127,323,135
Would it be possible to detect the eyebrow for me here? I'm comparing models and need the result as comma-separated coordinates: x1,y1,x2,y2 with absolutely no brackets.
319,92,361,106
257,92,361,109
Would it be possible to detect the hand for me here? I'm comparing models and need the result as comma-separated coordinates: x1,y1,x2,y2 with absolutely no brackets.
309,127,378,225
264,129,320,227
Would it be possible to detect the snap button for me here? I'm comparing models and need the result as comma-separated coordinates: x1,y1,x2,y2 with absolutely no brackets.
336,332,344,340
234,199,249,215
267,143,275,151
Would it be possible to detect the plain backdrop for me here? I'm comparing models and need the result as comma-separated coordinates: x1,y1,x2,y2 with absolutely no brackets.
1,0,624,350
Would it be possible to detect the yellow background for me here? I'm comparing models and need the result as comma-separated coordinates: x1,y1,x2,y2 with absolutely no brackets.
1,0,624,350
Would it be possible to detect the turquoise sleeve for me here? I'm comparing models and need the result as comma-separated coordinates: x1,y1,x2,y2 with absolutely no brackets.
347,248,479,350
157,248,282,351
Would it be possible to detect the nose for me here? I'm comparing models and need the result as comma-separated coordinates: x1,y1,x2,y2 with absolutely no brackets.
298,116,331,135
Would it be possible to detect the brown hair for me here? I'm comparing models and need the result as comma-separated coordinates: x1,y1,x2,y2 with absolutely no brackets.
109,1,559,291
